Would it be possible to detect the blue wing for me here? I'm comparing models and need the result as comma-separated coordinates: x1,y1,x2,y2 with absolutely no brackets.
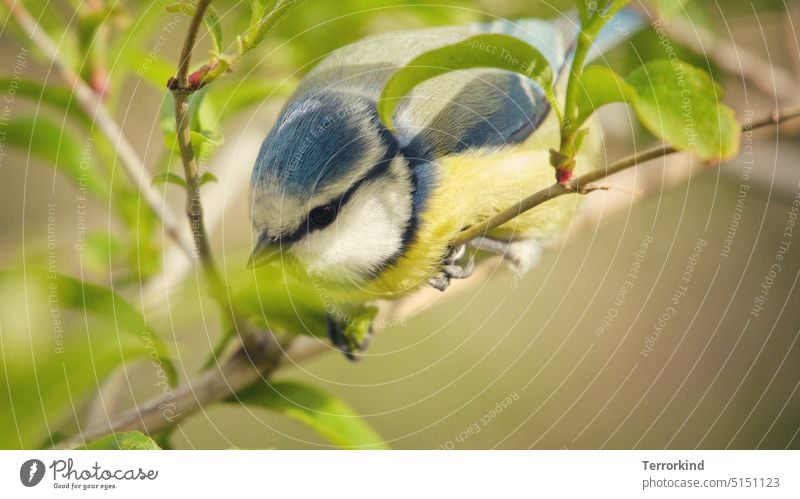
399,14,646,158
394,17,575,158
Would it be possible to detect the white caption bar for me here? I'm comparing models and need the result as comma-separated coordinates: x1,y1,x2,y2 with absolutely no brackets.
1,450,797,497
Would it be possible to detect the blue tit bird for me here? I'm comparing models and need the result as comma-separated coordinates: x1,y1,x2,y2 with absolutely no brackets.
249,10,645,356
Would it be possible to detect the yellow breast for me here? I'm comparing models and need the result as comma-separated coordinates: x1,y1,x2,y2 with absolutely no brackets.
333,115,601,303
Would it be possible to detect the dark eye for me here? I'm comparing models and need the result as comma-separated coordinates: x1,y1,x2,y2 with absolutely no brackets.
308,203,337,229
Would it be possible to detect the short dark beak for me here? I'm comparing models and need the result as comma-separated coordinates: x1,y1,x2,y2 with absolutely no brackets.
247,237,282,269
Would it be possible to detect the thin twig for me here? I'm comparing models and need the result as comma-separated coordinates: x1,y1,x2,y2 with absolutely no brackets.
170,0,216,270
175,0,213,88
454,106,800,246
4,0,195,258
168,0,262,351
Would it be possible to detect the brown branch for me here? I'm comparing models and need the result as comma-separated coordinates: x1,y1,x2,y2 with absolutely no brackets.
58,333,285,449
4,0,196,259
454,106,800,246
58,271,483,449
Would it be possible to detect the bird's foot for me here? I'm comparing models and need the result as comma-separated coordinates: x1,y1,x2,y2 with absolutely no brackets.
428,244,476,291
469,237,541,277
326,307,378,361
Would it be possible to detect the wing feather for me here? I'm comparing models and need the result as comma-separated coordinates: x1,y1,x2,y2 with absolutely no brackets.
293,19,574,157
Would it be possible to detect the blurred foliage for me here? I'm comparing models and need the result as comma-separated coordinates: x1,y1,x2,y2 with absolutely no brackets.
2,116,108,195
0,269,173,449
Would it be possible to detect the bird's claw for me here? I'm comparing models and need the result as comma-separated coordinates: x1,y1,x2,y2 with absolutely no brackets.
469,237,541,277
428,244,475,291
428,274,451,292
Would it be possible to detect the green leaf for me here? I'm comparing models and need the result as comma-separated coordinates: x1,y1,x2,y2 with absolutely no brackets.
0,79,90,126
0,269,175,449
235,380,388,449
576,1,592,24
110,188,162,282
166,2,223,55
108,3,163,59
653,0,691,21
246,0,297,48
152,171,187,188
160,88,222,155
575,65,634,125
625,59,740,160
82,231,125,275
199,171,218,185
229,264,328,338
82,431,161,450
159,86,217,135
3,1,80,69
202,5,223,55
3,117,107,195
248,0,272,24
107,4,175,95
378,33,557,130
126,49,180,89
576,61,740,160
194,129,224,152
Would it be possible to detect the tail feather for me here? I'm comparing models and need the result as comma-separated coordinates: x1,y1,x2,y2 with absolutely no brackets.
474,17,575,72
482,8,649,73
587,8,649,62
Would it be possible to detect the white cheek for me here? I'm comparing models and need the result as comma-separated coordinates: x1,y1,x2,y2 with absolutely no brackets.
292,174,412,283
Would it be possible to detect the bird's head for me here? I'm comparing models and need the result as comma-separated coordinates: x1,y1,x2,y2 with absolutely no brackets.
249,91,415,285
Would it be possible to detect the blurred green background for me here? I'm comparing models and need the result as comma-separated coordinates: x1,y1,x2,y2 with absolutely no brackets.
1,0,799,449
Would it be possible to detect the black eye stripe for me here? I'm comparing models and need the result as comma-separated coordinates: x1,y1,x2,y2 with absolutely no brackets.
281,160,395,243
277,128,401,244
